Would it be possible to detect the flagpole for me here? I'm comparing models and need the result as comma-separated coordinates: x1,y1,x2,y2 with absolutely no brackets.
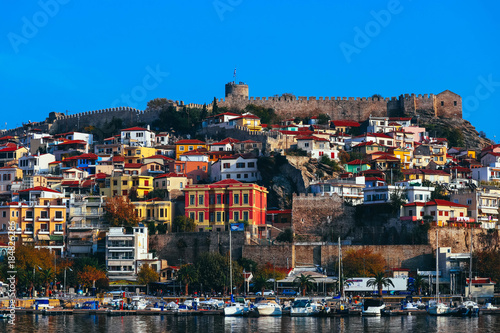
229,222,232,299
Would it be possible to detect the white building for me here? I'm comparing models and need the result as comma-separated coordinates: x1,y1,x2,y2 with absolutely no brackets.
121,126,156,147
296,136,339,160
106,224,158,281
364,180,434,205
18,153,56,176
308,177,365,205
211,153,261,182
472,163,500,183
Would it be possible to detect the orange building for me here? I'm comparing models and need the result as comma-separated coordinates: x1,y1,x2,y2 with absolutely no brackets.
183,179,268,235
167,160,209,184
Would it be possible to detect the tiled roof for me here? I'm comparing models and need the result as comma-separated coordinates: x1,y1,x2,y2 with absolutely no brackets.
121,127,149,131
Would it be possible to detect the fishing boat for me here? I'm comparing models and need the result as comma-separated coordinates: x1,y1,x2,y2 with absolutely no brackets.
32,298,54,310
362,298,385,316
254,298,282,316
427,230,451,316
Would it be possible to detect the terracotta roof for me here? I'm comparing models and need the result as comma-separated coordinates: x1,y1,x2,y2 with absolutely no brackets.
241,140,259,143
211,137,240,145
331,120,360,127
121,127,149,131
154,172,185,179
296,136,329,142
175,139,206,145
423,199,469,208
57,140,87,146
18,186,60,193
112,156,125,162
124,163,144,168
346,159,367,165
145,155,174,160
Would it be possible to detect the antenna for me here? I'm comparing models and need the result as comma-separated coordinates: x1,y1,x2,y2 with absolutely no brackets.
233,67,237,83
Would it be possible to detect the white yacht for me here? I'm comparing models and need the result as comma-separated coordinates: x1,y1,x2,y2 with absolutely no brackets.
254,299,282,316
362,298,385,316
427,300,451,316
224,297,249,316
290,298,321,317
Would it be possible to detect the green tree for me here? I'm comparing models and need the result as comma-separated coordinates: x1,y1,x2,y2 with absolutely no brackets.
39,268,55,296
177,264,198,295
252,274,270,295
294,274,316,296
413,275,426,296
195,252,228,291
244,104,278,125
137,264,159,285
146,188,168,200
316,113,330,125
172,216,196,232
367,271,394,296
319,155,342,172
238,258,258,273
276,228,294,243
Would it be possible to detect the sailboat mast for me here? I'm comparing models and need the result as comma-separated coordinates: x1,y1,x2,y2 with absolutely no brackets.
436,229,439,303
468,229,472,298
338,237,341,297
229,225,233,297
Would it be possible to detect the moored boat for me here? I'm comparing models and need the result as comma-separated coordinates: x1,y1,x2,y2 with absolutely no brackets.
254,299,282,316
290,298,321,317
452,300,479,317
362,298,385,316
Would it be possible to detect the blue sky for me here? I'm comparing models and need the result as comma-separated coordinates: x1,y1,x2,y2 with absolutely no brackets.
2,1,499,141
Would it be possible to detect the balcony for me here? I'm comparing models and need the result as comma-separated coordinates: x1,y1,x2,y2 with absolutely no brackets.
54,217,65,222
400,216,418,221
24,217,33,222
38,217,50,222
53,231,64,235
38,229,49,234
24,229,33,235
449,217,475,223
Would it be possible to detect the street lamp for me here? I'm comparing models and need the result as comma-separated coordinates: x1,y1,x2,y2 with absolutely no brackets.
64,267,73,295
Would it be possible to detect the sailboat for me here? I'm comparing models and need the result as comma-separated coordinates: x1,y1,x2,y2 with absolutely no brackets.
335,237,349,315
453,230,479,317
427,229,451,316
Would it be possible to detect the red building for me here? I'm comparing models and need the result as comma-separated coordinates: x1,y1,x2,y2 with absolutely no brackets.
183,179,268,235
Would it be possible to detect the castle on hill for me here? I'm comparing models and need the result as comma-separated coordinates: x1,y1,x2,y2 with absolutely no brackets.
3,82,462,136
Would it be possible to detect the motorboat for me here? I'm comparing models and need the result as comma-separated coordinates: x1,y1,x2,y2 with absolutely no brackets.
290,298,321,317
224,297,249,316
452,300,479,317
200,298,225,310
482,303,498,310
32,298,54,310
362,298,385,316
427,300,451,316
254,299,282,316
130,296,148,310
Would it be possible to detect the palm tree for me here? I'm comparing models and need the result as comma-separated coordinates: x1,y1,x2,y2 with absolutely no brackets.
293,274,316,296
39,268,55,297
413,275,425,296
252,275,269,296
367,271,394,296
177,264,198,296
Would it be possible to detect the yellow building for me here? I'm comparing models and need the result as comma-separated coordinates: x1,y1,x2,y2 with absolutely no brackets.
234,114,262,131
133,199,174,231
430,145,447,166
0,197,66,256
101,175,154,199
123,146,157,164
402,199,470,227
392,147,413,170
174,140,207,160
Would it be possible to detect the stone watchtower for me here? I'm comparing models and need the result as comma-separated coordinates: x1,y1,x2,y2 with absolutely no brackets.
225,81,249,99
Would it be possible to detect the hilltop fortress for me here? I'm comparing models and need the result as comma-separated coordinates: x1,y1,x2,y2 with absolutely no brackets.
4,82,462,137
219,82,463,121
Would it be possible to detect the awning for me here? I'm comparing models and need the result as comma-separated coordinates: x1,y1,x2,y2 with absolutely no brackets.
71,216,84,222
480,208,498,215
50,235,64,241
22,237,34,242
38,234,50,241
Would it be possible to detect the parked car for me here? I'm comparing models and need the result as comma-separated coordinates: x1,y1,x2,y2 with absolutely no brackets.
281,289,298,296
255,290,275,296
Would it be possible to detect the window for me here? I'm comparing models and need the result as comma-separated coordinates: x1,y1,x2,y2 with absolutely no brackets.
304,142,309,148
40,223,48,231
189,195,195,205
216,212,222,222
122,180,127,186
2,211,5,218
467,199,472,205
160,209,164,218
236,163,245,168
217,195,222,204
113,180,118,186
431,211,436,216
122,190,128,196
409,209,413,216
199,212,204,222
26,223,33,231
445,211,449,216
226,174,231,179
243,194,249,204
223,163,230,168
234,212,239,221
55,224,63,231
189,212,195,220
179,146,185,151
209,195,215,204
198,195,204,205
188,146,193,151
234,194,239,204
237,174,241,179
439,211,443,216
55,211,63,219
248,162,255,168
441,101,444,106
40,211,48,219
244,174,248,178
209,212,214,222
26,211,33,218
243,211,249,221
